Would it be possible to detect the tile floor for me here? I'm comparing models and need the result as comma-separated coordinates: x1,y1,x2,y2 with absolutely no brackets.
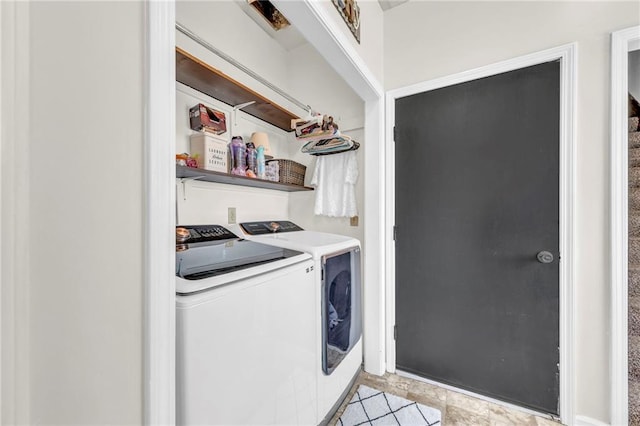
330,371,562,425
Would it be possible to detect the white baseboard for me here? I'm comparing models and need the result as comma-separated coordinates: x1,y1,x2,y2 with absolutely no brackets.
574,415,610,426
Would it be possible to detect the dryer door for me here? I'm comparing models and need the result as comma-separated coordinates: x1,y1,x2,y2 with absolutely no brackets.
322,246,362,375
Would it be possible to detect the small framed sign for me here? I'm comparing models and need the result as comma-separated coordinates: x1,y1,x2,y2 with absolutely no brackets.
332,0,360,44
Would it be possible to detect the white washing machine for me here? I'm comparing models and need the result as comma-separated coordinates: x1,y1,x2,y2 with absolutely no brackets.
233,221,363,425
175,224,317,425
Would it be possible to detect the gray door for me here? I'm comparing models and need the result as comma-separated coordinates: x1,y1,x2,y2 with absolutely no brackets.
394,61,560,415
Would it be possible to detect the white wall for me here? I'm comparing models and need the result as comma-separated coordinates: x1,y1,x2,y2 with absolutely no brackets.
287,42,365,242
287,43,365,133
630,49,640,101
5,2,145,424
384,2,640,423
317,0,384,85
178,180,290,226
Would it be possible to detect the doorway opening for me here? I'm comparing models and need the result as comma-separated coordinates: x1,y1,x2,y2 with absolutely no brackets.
610,25,640,426
144,1,386,424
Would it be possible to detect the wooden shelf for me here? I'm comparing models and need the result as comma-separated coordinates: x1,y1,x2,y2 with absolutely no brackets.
177,165,313,192
176,47,299,132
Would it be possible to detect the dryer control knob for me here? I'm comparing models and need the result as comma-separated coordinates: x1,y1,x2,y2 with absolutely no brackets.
269,222,280,233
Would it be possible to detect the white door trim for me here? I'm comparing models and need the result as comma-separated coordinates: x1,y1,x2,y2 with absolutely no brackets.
1,2,31,423
1,4,5,422
144,1,176,425
385,43,577,424
610,25,640,426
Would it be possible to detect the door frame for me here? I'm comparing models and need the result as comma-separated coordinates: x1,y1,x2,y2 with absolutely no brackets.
610,25,640,426
384,44,577,424
144,1,176,425
1,2,31,423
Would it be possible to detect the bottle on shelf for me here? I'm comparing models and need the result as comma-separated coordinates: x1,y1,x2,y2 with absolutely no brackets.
230,136,246,176
246,141,257,177
256,145,266,179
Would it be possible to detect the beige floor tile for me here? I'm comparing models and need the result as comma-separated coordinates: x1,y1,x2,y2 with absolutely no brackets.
445,405,490,426
359,377,408,399
534,415,562,426
446,389,490,417
488,403,537,426
382,372,413,393
358,371,387,386
407,378,448,403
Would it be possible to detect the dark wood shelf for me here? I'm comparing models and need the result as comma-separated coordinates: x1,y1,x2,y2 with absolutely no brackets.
177,165,313,192
176,47,299,132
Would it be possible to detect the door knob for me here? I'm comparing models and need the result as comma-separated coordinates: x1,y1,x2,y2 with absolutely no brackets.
537,251,554,264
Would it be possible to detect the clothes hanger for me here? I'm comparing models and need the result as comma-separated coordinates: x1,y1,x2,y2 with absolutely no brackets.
310,141,360,156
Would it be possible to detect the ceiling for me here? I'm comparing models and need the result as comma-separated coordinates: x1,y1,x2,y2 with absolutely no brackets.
378,0,409,12
236,0,308,51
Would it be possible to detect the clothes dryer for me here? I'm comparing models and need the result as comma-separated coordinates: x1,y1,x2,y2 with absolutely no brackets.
233,221,363,424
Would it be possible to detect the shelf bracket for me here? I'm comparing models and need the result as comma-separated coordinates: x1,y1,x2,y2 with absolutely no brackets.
233,101,256,127
179,176,205,201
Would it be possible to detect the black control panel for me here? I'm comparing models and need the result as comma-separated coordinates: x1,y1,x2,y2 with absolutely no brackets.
176,225,238,244
240,221,304,235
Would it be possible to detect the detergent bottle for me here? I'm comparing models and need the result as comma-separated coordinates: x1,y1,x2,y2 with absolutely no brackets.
246,142,257,175
256,145,266,179
230,136,246,176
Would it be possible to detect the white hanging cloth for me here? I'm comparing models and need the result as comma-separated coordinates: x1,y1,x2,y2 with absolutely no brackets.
310,150,358,218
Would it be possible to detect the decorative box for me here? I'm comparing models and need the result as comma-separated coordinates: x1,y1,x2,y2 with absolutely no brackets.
190,132,228,173
189,103,227,135
265,161,279,182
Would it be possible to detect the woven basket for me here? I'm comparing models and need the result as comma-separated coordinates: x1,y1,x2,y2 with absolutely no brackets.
267,159,306,186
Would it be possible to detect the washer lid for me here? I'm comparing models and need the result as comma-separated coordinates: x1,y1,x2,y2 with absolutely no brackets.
175,225,310,295
177,239,304,280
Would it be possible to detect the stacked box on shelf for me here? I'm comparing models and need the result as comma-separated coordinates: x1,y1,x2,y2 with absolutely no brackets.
190,132,228,173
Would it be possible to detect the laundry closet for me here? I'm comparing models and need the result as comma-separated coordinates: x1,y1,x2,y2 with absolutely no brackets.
174,2,366,424
175,1,365,240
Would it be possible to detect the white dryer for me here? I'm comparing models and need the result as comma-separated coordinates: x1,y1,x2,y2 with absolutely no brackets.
175,224,316,425
233,221,363,424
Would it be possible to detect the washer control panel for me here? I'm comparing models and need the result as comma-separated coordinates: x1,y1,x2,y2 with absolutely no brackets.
176,225,237,243
240,221,304,235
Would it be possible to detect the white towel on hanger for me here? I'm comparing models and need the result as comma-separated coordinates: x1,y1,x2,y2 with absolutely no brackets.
310,150,358,218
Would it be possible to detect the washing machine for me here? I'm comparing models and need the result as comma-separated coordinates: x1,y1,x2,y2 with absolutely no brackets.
233,221,363,424
175,224,317,425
